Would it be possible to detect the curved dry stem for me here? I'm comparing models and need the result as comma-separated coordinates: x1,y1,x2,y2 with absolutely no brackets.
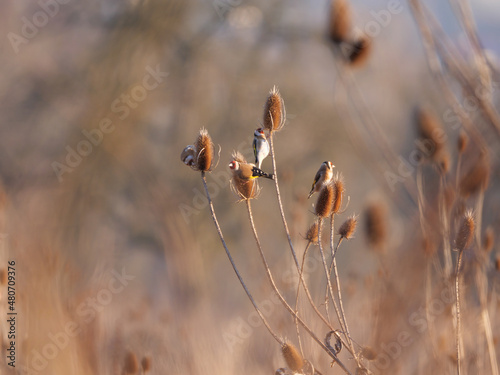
268,132,300,268
317,218,345,345
200,172,282,344
294,241,312,356
245,199,353,374
329,218,356,362
455,249,464,375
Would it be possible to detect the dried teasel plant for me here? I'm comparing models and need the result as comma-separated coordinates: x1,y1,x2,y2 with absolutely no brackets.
459,153,490,198
305,221,319,245
123,351,139,375
415,107,449,169
338,214,357,240
194,127,215,172
315,183,334,218
331,173,344,215
263,86,286,133
141,356,151,374
328,0,351,44
364,202,387,251
281,341,305,373
346,35,372,67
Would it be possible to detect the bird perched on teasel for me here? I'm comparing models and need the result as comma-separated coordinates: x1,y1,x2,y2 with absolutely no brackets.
308,161,335,198
229,160,274,180
253,127,270,169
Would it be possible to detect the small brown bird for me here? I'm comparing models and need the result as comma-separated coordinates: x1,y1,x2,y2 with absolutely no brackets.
308,161,335,198
181,145,196,166
229,160,274,180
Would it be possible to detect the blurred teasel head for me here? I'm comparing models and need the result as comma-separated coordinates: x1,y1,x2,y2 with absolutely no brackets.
305,222,319,244
459,153,490,197
263,86,286,132
364,202,387,251
346,34,371,67
281,341,304,373
328,0,351,44
415,107,449,168
455,210,475,252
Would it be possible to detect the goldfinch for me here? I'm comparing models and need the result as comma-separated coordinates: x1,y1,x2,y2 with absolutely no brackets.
229,160,274,180
253,127,270,169
181,145,196,166
308,161,335,198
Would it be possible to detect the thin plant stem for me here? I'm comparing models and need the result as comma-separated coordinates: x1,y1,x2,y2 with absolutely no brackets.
245,199,353,374
200,172,282,344
269,132,299,269
294,241,312,356
455,249,464,375
329,218,357,365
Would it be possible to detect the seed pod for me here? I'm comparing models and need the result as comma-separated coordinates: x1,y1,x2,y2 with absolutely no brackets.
141,356,152,373
415,107,447,163
263,86,286,132
364,203,387,249
328,0,351,44
347,35,371,67
195,128,214,172
305,222,319,244
315,184,334,218
123,351,138,374
459,154,490,197
455,211,474,252
281,342,304,373
457,131,468,154
339,214,357,239
331,174,344,214
482,227,494,253
361,346,377,361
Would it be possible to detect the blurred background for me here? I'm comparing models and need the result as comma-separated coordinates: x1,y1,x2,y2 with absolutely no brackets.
1,0,499,374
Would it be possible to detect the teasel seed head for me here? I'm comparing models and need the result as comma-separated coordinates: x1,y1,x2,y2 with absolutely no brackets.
195,128,214,172
364,202,387,250
459,154,490,197
455,210,475,252
281,341,304,372
230,151,259,200
347,35,372,67
415,107,447,163
315,183,334,218
123,351,139,374
331,173,344,214
457,131,468,154
339,214,358,239
305,222,319,244
483,226,494,253
263,86,286,132
361,346,377,361
141,356,152,373
328,0,351,44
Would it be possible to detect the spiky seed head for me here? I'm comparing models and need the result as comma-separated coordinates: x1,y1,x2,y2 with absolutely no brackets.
141,356,152,373
364,203,387,250
281,342,304,372
331,173,344,214
328,0,351,44
348,35,372,67
315,184,334,218
305,222,319,244
457,131,468,154
483,227,494,253
195,128,214,172
415,107,447,163
459,154,490,197
263,86,286,132
231,150,246,164
435,149,451,175
124,351,139,374
339,214,358,239
361,346,377,361
455,211,475,252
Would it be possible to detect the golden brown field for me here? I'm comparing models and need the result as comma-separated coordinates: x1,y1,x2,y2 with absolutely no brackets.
1,0,499,374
